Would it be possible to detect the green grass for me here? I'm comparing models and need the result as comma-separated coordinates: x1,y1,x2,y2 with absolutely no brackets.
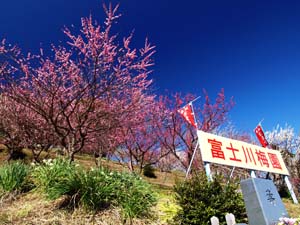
0,150,300,224
155,189,180,224
283,198,300,218
31,158,157,223
0,161,31,195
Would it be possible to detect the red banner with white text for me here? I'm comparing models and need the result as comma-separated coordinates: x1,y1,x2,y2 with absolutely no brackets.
254,125,269,147
178,103,197,128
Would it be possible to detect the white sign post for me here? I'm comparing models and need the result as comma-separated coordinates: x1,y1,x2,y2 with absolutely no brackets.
284,176,298,204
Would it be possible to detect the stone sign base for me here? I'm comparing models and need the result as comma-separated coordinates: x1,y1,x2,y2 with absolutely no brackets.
241,178,288,225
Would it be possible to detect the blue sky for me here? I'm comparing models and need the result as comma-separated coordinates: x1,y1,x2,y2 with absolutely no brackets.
1,0,300,134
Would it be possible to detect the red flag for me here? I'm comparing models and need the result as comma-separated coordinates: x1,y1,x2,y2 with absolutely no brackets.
178,103,197,128
254,125,269,147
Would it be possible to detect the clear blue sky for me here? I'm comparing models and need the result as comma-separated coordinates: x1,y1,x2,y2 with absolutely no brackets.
1,0,300,134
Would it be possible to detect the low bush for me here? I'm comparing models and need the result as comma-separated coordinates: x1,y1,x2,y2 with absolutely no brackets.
31,158,81,200
31,158,157,221
114,172,157,221
0,161,31,195
79,168,116,210
173,172,246,225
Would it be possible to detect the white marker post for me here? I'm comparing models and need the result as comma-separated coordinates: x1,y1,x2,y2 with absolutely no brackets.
250,170,256,178
284,176,298,204
205,162,212,181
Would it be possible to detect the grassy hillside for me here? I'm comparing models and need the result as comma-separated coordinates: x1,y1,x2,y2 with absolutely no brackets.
0,149,299,224
0,191,176,225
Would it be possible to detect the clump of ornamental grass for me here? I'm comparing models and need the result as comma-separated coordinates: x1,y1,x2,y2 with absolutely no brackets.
112,171,157,221
31,158,157,222
0,161,32,197
79,167,117,210
31,158,81,201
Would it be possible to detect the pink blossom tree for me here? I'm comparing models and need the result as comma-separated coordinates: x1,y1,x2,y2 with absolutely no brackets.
113,99,173,172
0,96,27,160
0,4,155,161
157,89,235,171
0,96,56,161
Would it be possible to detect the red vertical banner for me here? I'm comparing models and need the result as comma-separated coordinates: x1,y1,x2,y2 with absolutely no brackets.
178,103,197,128
254,125,269,147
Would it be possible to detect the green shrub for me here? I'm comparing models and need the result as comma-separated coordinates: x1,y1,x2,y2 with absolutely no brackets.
32,159,114,209
80,168,157,215
173,172,246,225
0,161,31,194
79,168,116,210
143,164,157,178
31,158,81,200
114,172,157,221
31,158,157,221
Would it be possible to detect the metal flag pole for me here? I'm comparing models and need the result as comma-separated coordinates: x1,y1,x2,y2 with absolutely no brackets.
182,96,201,109
284,176,299,204
179,96,201,118
184,97,201,179
190,97,213,181
185,141,199,179
258,118,264,126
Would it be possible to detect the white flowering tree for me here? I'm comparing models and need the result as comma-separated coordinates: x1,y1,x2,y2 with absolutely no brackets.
265,124,300,154
265,124,300,197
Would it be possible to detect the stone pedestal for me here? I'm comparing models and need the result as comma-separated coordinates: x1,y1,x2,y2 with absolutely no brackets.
241,178,288,225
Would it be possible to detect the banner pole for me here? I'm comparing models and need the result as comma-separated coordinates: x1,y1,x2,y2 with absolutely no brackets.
229,167,235,179
284,176,298,204
185,141,199,179
205,162,212,181
250,170,256,178
182,96,201,108
227,167,236,184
